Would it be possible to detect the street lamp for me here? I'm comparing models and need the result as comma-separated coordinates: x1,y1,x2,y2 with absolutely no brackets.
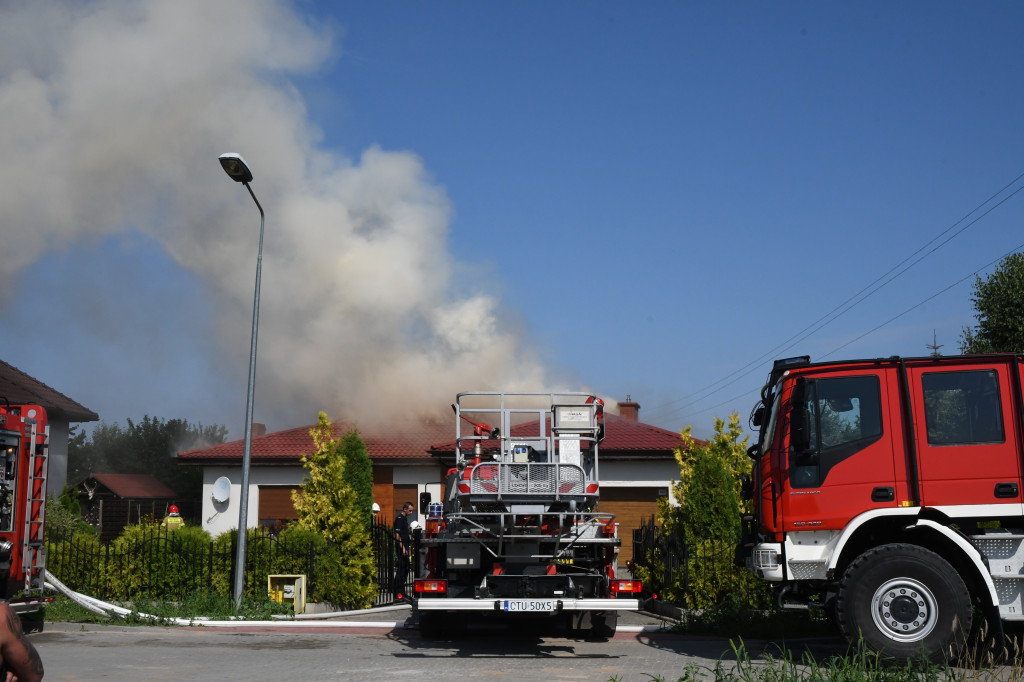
219,152,264,611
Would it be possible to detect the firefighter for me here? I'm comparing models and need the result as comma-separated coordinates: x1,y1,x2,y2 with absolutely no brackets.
161,505,184,531
392,502,414,597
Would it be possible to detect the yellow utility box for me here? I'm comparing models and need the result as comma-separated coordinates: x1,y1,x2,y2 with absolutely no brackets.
267,574,307,614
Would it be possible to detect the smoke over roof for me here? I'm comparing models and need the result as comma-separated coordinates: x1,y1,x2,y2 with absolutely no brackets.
0,1,553,432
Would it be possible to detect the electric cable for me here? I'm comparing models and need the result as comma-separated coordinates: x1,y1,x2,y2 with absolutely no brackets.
644,171,1024,425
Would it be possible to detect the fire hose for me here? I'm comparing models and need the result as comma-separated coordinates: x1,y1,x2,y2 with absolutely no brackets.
42,570,407,628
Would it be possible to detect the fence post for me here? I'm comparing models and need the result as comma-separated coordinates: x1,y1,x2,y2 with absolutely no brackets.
306,540,315,601
102,541,110,600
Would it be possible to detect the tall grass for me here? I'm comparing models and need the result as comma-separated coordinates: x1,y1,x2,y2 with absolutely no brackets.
613,638,1024,682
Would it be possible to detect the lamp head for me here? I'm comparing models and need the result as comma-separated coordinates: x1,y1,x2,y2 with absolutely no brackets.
219,153,254,183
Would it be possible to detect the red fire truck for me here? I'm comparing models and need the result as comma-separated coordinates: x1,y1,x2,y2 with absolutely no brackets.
0,403,49,613
738,354,1024,662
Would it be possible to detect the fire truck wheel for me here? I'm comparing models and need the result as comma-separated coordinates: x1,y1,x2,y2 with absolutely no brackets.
418,611,467,639
587,611,618,639
836,543,971,663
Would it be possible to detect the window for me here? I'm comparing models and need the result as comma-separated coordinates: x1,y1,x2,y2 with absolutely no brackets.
922,370,1004,445
790,375,883,488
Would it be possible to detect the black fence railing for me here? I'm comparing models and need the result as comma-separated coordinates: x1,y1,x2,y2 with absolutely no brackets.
46,519,412,608
632,514,684,591
49,515,758,609
631,514,762,607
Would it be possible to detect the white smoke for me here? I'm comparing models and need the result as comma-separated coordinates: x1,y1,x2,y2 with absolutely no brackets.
0,0,551,431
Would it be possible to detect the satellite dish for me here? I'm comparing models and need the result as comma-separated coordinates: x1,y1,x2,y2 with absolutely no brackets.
212,476,231,504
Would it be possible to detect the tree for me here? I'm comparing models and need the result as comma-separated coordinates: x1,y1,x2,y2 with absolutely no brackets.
338,430,374,527
960,252,1024,353
655,414,758,608
666,413,751,519
290,412,376,608
67,417,227,506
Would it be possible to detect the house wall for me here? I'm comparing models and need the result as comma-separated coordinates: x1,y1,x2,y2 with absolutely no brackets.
393,466,442,521
199,460,674,540
201,466,307,536
599,459,678,489
47,420,70,495
200,464,447,535
595,459,678,570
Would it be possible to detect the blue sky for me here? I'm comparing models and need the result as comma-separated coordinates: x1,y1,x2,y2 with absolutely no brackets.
2,1,1023,440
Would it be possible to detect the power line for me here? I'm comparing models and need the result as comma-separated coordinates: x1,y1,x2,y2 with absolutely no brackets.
663,239,1024,428
644,170,1024,425
820,240,1024,360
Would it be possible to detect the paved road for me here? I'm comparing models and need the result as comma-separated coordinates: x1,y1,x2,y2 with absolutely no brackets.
31,611,850,682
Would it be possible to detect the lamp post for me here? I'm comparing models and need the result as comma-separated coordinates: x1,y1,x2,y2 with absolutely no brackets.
218,152,264,611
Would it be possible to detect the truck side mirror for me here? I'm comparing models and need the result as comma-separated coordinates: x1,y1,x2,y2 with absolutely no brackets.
751,405,765,428
789,379,812,454
419,491,431,514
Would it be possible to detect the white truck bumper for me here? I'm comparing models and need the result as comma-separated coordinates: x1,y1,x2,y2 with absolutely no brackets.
415,597,640,612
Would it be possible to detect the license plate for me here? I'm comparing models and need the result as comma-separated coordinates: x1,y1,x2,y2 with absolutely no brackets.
502,599,555,612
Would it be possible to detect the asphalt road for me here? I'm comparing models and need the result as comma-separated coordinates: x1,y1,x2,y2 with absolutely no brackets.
31,609,851,682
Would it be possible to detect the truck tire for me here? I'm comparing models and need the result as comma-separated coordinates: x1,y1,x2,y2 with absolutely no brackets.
835,543,971,663
589,610,618,639
418,611,467,639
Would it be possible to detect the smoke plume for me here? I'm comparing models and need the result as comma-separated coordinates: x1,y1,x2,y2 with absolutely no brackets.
0,1,551,432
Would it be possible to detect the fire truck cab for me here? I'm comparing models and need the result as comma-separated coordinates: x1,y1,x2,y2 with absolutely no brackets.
739,354,1024,662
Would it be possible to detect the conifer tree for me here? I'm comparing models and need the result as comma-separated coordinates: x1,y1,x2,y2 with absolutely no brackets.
338,430,374,526
291,412,376,607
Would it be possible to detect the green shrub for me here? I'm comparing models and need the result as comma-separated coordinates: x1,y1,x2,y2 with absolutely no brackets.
46,530,103,590
101,523,214,599
44,494,96,541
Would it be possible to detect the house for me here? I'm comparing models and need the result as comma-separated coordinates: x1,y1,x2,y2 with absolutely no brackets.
76,473,178,541
0,359,99,494
176,399,687,565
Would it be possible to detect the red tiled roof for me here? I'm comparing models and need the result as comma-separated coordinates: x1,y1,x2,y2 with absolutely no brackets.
176,419,454,465
176,413,691,465
85,473,177,499
0,359,98,422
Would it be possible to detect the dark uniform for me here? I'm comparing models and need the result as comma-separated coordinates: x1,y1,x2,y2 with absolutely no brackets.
393,508,412,595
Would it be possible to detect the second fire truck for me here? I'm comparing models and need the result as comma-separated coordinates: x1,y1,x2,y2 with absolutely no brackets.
740,354,1024,661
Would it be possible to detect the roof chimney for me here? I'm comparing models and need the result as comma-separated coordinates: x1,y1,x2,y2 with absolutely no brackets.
252,422,267,438
618,395,640,421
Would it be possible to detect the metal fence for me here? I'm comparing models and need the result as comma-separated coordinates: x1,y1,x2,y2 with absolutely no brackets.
46,518,410,607
631,514,683,591
631,514,758,606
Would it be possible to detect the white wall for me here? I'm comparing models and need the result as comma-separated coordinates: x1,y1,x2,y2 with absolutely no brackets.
201,466,307,536
47,420,70,495
599,459,678,488
199,459,677,535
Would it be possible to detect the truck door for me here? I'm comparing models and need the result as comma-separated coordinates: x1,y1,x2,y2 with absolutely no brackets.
906,361,1023,512
782,369,898,531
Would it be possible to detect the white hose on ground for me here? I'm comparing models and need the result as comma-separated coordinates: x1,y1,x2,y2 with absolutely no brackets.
42,570,404,628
